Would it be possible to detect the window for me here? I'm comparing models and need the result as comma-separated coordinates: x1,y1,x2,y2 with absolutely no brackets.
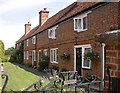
19,43,21,47
32,50,36,61
32,36,36,44
82,45,91,69
74,14,87,32
24,51,26,59
50,48,58,63
43,49,48,56
26,51,29,60
32,50,36,66
27,39,29,46
48,26,58,39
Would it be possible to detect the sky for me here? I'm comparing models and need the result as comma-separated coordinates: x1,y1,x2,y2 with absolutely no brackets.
0,0,76,50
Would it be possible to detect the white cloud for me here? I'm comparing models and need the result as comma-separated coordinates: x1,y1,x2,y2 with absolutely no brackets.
0,0,44,13
0,22,24,49
0,0,76,50
0,0,76,13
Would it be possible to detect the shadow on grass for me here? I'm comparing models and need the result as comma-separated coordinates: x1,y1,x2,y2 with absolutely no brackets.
12,62,48,79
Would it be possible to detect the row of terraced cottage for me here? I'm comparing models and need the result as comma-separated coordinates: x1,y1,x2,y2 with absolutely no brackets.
16,1,120,92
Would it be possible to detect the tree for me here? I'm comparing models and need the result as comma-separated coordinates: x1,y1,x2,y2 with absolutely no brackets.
5,46,17,62
5,47,16,56
0,40,5,61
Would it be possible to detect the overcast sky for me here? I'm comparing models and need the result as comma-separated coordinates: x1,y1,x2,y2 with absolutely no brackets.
0,0,76,50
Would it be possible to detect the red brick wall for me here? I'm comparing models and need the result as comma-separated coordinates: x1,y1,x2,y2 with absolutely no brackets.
105,44,120,90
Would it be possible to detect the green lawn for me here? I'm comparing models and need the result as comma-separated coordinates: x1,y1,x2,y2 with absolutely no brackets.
1,62,40,91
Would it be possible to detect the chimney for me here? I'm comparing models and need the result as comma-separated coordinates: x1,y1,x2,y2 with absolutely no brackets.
25,22,31,35
39,8,49,26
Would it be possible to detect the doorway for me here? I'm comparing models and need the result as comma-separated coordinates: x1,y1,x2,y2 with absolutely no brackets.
76,48,82,75
74,44,91,76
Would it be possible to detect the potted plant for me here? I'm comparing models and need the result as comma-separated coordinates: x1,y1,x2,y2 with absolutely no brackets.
84,51,99,61
60,53,70,61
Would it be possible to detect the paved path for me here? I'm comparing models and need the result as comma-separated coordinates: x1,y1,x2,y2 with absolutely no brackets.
13,63,49,79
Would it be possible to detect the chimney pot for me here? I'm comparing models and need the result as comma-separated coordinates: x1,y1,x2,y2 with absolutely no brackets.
44,8,47,11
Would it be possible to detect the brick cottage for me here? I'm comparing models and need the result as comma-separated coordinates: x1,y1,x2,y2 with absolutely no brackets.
16,1,120,92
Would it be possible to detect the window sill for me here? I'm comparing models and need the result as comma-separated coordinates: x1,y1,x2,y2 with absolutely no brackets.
49,37,56,39
50,62,58,64
82,67,91,69
74,29,87,32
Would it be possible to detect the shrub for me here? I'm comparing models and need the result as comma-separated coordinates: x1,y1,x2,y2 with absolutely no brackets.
84,52,99,61
37,56,49,71
26,63,32,68
1,56,10,62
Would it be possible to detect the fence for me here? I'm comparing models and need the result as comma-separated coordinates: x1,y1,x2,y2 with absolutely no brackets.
1,67,112,93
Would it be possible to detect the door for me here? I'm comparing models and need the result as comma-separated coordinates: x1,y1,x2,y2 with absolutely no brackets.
76,48,82,75
32,50,36,66
74,44,91,76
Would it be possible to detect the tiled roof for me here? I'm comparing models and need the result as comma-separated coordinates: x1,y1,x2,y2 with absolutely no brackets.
16,2,101,44
16,25,39,43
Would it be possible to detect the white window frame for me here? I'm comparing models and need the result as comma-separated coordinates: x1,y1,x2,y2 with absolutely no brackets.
82,45,92,69
43,49,48,56
74,13,88,32
48,26,58,39
27,39,29,46
32,36,36,44
50,48,58,63
26,51,29,60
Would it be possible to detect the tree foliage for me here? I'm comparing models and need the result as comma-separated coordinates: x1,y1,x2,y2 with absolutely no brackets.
5,47,16,56
0,40,5,61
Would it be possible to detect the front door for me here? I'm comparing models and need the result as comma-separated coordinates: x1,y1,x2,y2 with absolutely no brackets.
76,48,82,75
74,44,91,76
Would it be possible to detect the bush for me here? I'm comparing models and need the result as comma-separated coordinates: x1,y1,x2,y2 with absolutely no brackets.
1,56,10,62
26,63,32,68
15,59,23,64
37,56,49,71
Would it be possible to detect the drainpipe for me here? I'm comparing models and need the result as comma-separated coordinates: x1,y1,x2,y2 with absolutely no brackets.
101,43,106,90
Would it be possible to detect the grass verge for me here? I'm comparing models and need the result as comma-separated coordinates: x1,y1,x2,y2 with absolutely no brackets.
1,62,40,91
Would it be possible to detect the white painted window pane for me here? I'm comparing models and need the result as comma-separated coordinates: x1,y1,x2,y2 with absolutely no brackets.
50,49,58,63
83,48,91,68
43,49,48,56
56,49,58,62
77,19,82,29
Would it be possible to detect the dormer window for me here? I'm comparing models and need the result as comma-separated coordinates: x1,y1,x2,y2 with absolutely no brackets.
48,26,58,39
32,36,36,44
74,14,88,32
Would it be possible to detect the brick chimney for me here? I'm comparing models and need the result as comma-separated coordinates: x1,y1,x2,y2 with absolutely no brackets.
25,22,31,35
39,8,49,26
